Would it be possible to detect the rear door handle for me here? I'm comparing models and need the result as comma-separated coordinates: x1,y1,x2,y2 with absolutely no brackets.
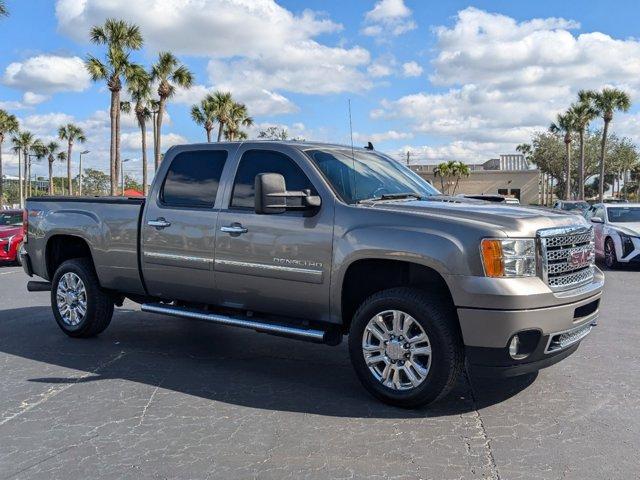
220,224,248,235
148,218,171,229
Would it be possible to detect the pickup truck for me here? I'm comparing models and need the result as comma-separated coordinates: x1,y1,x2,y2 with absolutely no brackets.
21,141,603,408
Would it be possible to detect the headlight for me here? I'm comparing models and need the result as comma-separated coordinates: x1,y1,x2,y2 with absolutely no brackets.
618,233,635,258
480,238,537,277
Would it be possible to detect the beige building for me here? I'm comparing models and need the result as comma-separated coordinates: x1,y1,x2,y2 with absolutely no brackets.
410,164,542,205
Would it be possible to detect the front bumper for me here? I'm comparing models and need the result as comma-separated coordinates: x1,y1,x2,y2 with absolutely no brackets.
458,284,601,377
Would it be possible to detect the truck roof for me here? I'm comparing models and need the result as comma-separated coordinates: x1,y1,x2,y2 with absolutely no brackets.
169,140,377,153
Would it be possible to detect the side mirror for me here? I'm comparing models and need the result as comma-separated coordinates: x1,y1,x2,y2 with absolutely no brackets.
590,216,604,224
254,173,321,215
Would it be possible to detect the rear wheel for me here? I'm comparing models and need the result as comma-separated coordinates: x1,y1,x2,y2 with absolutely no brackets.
51,258,114,338
348,287,463,408
604,238,620,269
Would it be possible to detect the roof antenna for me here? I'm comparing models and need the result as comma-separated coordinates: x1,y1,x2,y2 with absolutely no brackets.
365,142,374,150
348,99,358,201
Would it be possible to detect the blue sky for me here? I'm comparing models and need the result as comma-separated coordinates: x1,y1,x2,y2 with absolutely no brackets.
2,0,640,180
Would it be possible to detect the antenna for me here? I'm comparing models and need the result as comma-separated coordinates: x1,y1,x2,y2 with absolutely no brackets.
348,99,358,200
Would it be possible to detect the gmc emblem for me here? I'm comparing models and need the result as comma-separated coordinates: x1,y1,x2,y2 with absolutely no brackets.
568,250,590,266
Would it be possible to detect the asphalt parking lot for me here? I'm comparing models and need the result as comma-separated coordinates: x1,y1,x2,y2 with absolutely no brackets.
0,264,638,480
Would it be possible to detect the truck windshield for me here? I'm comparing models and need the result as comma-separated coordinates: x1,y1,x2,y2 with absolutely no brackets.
0,212,22,226
607,207,640,223
307,148,439,204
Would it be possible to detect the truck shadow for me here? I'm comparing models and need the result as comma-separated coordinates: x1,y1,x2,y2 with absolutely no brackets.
1,306,536,419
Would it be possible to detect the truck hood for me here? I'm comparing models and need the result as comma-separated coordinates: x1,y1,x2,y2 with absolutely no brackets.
362,196,587,236
0,225,22,238
609,222,640,237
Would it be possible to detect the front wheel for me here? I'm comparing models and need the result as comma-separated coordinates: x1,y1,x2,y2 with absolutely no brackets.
604,238,620,269
51,258,114,338
348,287,463,408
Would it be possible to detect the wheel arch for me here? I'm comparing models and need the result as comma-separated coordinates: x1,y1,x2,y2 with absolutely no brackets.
45,234,95,280
339,258,456,333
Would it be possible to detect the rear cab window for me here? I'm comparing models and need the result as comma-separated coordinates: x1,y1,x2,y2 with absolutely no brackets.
161,150,228,208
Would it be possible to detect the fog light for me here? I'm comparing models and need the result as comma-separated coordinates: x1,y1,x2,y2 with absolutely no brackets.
509,335,520,359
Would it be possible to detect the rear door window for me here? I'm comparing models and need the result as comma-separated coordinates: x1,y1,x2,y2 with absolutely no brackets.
161,150,228,208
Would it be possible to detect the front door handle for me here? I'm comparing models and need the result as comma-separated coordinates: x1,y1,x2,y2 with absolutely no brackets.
220,224,248,235
148,218,171,229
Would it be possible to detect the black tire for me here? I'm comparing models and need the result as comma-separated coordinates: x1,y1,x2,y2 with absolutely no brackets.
51,258,114,338
348,287,463,408
15,245,23,266
604,237,620,270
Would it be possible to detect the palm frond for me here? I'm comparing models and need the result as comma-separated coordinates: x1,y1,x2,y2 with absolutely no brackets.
85,56,110,81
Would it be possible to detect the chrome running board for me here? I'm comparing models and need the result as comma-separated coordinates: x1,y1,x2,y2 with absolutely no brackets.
141,302,334,344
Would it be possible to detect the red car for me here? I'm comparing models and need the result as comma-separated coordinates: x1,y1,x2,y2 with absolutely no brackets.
0,210,25,265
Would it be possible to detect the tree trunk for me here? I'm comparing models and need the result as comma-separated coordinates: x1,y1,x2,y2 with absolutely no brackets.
18,149,23,208
0,138,4,206
564,140,571,200
152,111,158,171
155,98,166,170
598,120,609,202
140,120,148,197
48,158,54,195
27,157,31,197
579,129,585,200
206,128,211,143
115,90,122,195
23,155,28,201
67,140,73,196
217,121,224,142
109,89,118,196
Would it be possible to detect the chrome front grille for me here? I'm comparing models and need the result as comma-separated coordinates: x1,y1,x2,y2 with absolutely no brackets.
538,226,595,292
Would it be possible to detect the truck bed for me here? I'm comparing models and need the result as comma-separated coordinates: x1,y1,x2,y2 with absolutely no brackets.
25,196,146,295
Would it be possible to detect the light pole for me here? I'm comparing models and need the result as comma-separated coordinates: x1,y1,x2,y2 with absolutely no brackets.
78,150,90,196
121,158,133,196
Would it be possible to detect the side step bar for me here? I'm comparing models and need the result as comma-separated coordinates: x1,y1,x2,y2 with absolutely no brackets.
27,281,52,292
141,303,339,344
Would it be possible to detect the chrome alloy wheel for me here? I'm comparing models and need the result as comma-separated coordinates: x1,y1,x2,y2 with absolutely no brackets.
56,272,88,326
362,310,432,391
605,239,616,268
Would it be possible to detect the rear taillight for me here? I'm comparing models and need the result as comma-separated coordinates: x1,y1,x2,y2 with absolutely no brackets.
23,209,28,243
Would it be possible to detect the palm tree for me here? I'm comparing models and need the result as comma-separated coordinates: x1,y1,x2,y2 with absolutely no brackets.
571,93,598,200
58,124,86,196
26,139,45,197
210,91,234,142
433,162,452,194
86,18,143,195
123,66,153,195
451,161,470,195
550,111,577,200
223,102,253,141
0,110,19,206
191,95,217,142
151,52,193,170
30,140,46,196
40,142,62,195
584,88,632,201
0,1,8,17
11,131,35,207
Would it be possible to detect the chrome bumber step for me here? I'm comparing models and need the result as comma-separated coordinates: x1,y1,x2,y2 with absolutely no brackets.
141,303,334,344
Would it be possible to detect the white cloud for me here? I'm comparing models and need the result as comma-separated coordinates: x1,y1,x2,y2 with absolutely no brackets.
121,131,187,151
402,61,423,77
354,130,413,143
56,0,372,116
367,56,395,78
362,0,416,38
3,55,90,95
374,7,640,159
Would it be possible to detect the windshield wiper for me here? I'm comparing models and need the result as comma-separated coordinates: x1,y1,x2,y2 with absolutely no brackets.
358,192,423,203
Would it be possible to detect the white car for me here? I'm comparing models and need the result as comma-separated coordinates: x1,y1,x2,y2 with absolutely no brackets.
587,203,640,268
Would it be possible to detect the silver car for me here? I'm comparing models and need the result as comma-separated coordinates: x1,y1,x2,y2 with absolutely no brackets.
588,203,640,268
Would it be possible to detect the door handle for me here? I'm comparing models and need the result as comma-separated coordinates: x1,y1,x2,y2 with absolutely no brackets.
220,224,248,235
148,218,171,229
